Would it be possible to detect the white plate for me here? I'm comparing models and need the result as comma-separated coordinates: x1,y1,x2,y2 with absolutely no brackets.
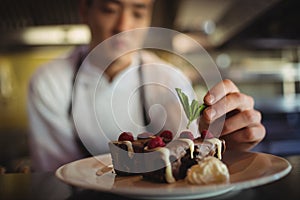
56,151,291,199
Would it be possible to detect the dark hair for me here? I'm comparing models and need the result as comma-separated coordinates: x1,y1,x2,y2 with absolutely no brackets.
86,0,93,6
85,0,156,6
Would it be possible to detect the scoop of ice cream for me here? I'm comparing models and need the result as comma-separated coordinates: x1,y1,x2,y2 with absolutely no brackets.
186,156,230,185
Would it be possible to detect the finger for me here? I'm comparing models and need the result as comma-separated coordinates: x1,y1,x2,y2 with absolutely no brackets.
199,109,261,136
199,115,226,138
204,79,239,105
202,93,255,122
220,124,266,151
222,109,262,135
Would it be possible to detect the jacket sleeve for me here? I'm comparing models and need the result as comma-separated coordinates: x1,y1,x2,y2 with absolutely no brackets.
27,64,84,172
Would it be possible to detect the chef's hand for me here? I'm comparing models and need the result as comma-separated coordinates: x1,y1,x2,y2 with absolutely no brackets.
199,79,266,151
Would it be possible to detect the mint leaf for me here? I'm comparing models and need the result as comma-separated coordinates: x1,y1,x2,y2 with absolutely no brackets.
190,99,200,121
175,88,191,120
175,88,207,129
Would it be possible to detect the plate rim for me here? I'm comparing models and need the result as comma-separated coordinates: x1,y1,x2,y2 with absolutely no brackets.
55,151,292,199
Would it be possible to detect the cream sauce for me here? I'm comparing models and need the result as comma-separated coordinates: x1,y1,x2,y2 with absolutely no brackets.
156,147,176,183
177,138,195,159
206,138,222,159
118,141,134,158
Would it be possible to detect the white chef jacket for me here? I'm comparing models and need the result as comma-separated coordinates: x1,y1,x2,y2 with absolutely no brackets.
27,46,198,171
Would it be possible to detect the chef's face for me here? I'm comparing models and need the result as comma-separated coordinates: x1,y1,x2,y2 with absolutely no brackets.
81,0,154,50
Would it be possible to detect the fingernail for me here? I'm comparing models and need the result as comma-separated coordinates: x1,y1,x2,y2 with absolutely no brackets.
206,95,215,104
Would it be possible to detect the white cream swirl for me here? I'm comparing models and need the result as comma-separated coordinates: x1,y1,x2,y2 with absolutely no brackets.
186,156,230,185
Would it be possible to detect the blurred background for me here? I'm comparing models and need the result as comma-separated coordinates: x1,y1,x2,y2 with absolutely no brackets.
0,0,299,173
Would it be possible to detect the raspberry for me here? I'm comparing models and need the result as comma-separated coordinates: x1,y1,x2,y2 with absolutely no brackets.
201,129,214,139
147,136,166,149
179,131,194,140
137,132,154,139
159,130,173,142
118,132,134,142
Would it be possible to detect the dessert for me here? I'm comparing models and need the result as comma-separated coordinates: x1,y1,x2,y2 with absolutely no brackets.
108,88,229,184
108,130,227,183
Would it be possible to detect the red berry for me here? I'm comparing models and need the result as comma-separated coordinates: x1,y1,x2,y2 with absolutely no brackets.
137,132,154,139
159,130,173,141
147,136,166,149
118,132,134,142
179,131,194,140
201,129,214,139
